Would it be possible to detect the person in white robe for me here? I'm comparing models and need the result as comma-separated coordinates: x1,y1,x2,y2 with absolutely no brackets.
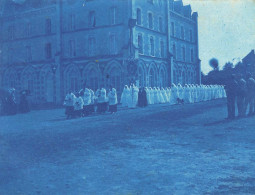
161,87,168,103
121,85,130,107
166,87,171,103
183,84,192,103
73,94,84,118
163,87,170,103
108,88,118,113
82,88,91,116
89,89,95,114
177,83,184,100
64,91,76,119
128,84,139,108
222,85,227,98
97,88,108,113
153,87,160,104
170,84,178,104
149,87,154,104
157,87,165,104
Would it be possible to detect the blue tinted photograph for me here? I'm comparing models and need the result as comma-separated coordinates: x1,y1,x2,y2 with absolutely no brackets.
0,0,255,194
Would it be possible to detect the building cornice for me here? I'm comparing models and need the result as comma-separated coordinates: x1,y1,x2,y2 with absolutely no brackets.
170,11,196,24
0,6,56,22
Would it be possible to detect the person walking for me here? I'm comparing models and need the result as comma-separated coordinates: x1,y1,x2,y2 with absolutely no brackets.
108,87,118,114
245,73,255,116
236,75,247,117
64,90,76,119
225,74,238,119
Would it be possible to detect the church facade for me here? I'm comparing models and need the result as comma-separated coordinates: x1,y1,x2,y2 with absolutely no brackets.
0,0,200,105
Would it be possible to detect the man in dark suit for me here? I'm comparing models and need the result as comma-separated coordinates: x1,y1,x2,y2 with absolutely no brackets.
225,74,238,119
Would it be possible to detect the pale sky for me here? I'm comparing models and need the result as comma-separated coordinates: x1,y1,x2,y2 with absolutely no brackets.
182,0,255,74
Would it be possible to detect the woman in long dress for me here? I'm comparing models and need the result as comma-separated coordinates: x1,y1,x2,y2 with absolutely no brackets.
82,88,91,116
121,85,130,107
108,88,118,113
170,83,178,105
183,84,192,104
64,91,76,119
149,87,154,105
128,84,139,108
177,83,184,100
153,87,160,104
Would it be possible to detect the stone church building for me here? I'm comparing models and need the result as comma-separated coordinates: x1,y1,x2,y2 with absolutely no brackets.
0,0,200,104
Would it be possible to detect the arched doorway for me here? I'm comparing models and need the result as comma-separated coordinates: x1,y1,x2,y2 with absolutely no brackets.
159,67,167,87
21,68,37,102
3,68,18,89
137,66,145,87
108,67,121,91
182,71,186,85
149,68,156,87
64,65,81,94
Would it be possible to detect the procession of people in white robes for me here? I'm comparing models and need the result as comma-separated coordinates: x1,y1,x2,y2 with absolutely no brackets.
63,83,226,119
120,84,226,108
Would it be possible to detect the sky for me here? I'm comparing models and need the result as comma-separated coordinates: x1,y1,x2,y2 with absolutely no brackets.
182,0,255,74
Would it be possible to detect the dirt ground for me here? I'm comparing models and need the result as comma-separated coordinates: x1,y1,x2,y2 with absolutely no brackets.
1,99,255,195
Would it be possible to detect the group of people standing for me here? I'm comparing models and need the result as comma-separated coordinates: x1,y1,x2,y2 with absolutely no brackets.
0,88,30,116
121,84,226,108
225,73,255,119
64,87,118,119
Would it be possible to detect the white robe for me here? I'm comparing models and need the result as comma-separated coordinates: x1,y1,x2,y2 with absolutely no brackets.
128,86,139,108
73,97,84,111
98,88,108,103
64,93,75,106
170,86,178,104
108,88,118,105
153,88,160,104
83,88,91,106
158,88,165,104
121,87,130,107
149,88,154,104
183,87,192,103
177,86,184,99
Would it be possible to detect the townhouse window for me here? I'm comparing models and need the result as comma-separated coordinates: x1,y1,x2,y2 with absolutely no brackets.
110,7,116,25
89,11,96,27
88,37,95,56
191,49,194,62
159,17,163,32
69,14,76,30
69,40,76,57
172,43,176,59
45,43,52,59
181,26,184,39
45,18,51,34
138,34,143,54
137,8,141,25
148,13,153,29
150,36,154,56
8,26,14,40
171,22,174,36
109,34,116,54
160,40,164,58
189,30,193,42
26,46,32,62
182,46,186,61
